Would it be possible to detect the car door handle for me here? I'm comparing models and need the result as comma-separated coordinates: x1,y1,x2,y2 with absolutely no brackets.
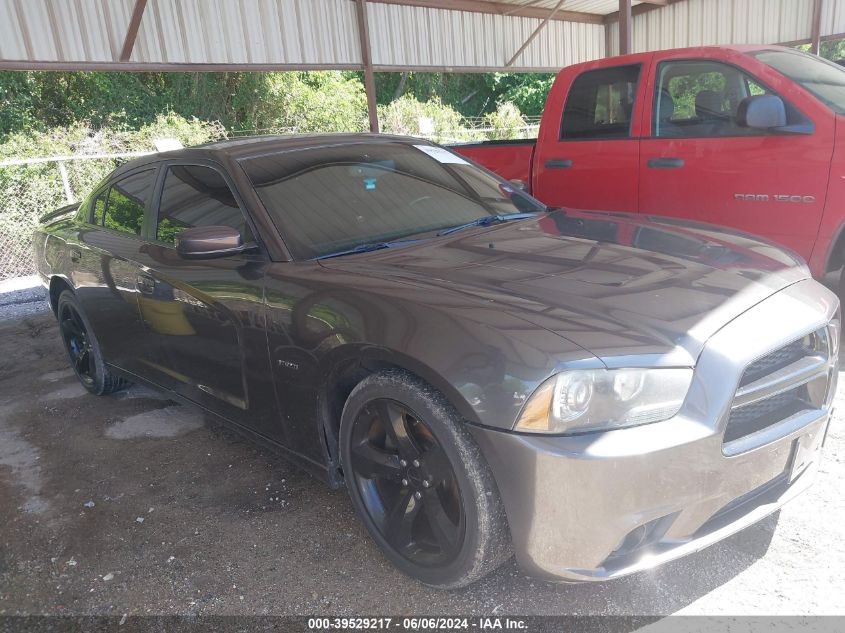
647,157,685,169
545,159,573,169
136,274,156,295
69,249,82,263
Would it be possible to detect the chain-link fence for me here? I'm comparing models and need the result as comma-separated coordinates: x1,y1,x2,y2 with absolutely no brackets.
0,152,152,281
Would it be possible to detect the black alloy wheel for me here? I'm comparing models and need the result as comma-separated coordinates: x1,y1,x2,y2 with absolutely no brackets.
348,398,465,566
56,290,128,395
59,300,96,389
340,370,511,588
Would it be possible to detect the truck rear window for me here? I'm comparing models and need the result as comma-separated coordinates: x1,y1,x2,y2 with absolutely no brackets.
560,64,641,140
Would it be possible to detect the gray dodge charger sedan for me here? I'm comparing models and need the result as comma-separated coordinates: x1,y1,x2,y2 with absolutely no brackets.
34,134,839,587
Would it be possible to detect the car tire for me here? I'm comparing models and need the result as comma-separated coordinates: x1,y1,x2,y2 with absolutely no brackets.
56,290,129,396
339,369,511,588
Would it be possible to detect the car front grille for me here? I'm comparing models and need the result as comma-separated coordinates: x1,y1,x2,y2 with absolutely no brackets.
723,324,837,454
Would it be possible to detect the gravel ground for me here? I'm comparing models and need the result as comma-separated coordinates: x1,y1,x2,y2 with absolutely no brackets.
0,277,48,322
0,310,843,617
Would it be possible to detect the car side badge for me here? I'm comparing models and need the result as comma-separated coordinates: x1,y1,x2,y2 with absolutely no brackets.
364,178,377,190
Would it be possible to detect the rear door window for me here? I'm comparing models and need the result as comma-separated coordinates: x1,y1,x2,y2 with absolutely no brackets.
91,189,108,225
560,64,642,140
155,165,254,246
103,169,156,236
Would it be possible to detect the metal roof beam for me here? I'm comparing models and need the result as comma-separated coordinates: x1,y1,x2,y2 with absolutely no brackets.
506,0,566,66
618,0,632,54
604,0,679,24
810,0,824,55
355,0,380,133
119,0,148,62
363,0,605,25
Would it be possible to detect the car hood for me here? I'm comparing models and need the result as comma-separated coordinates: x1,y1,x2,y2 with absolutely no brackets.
319,210,811,366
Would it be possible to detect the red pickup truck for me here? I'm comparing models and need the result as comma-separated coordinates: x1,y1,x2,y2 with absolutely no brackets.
453,45,845,287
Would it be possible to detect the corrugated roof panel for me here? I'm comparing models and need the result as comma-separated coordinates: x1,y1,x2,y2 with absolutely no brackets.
368,2,604,70
0,0,28,60
607,0,816,56
497,0,645,14
0,0,832,71
133,0,360,65
0,0,132,63
821,0,845,37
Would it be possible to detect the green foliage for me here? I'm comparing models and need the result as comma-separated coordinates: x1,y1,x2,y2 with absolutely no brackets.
798,38,845,62
240,72,368,133
482,102,527,140
375,72,492,117
0,70,369,139
378,96,464,139
482,73,555,117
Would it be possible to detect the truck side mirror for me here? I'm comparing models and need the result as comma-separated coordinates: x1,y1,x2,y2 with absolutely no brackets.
737,94,787,130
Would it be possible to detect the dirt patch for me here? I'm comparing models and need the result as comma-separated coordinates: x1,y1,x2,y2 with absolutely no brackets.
105,407,205,439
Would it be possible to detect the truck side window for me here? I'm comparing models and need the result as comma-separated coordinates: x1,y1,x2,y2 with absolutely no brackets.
654,60,771,138
156,165,254,247
560,64,641,140
104,169,155,236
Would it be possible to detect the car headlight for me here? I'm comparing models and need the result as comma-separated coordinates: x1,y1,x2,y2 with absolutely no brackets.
514,368,693,434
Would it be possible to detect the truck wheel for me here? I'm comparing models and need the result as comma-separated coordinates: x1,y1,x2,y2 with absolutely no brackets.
56,290,129,395
339,370,511,589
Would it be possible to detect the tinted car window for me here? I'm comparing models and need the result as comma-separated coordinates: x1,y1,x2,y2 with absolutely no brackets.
560,64,641,140
156,165,253,246
242,143,545,260
104,169,155,236
654,60,770,138
92,190,108,225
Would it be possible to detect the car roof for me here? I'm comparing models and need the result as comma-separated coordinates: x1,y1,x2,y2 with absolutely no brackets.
110,133,431,178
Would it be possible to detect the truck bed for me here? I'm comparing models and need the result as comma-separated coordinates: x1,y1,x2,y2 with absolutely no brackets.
449,139,535,192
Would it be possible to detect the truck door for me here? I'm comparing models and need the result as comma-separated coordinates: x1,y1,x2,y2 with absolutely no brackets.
533,62,644,212
638,58,834,261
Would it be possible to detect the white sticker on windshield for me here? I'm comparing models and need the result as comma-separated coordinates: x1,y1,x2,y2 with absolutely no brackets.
414,145,470,165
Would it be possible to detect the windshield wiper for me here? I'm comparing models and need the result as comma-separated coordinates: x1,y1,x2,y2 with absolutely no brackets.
437,212,539,237
314,239,418,260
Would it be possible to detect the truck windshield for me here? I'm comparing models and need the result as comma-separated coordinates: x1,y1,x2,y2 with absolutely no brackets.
241,142,545,260
753,49,845,114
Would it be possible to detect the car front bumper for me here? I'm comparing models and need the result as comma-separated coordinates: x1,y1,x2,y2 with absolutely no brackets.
470,278,839,582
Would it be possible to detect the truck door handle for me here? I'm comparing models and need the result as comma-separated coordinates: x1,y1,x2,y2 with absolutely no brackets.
647,157,685,169
136,274,156,295
69,249,82,263
545,159,573,169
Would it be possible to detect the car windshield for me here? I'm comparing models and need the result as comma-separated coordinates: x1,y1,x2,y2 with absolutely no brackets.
240,142,545,260
752,49,845,114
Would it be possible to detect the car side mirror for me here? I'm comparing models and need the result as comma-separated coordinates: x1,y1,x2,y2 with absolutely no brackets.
738,94,787,129
509,179,527,191
175,225,249,259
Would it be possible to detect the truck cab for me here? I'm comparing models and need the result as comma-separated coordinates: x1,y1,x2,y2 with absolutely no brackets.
453,46,845,282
